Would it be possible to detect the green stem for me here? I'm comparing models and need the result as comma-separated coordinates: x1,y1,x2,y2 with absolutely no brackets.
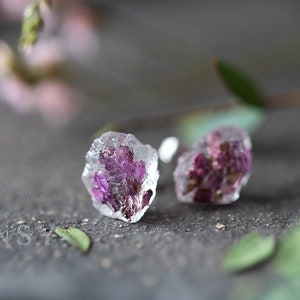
264,90,300,109
94,90,300,136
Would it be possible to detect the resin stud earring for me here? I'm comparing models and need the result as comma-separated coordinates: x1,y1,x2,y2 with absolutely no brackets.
82,131,159,223
173,127,252,205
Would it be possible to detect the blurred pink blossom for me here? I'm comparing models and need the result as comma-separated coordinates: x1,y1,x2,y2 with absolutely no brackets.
60,4,101,60
0,0,31,21
0,76,81,127
0,40,80,127
26,38,65,70
0,1,101,126
0,0,74,21
34,80,81,127
0,76,36,114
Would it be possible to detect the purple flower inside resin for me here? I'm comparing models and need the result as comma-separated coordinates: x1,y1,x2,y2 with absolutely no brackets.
92,145,149,218
82,132,159,223
174,127,252,205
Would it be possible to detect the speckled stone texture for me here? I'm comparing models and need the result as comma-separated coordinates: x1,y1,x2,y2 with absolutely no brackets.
2,97,300,300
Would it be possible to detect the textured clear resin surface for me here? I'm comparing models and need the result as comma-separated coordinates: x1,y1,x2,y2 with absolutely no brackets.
174,127,252,205
82,132,159,223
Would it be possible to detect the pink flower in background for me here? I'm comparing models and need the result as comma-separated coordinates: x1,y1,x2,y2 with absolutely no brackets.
0,39,83,127
0,76,81,127
0,76,36,114
60,4,100,60
34,80,81,127
26,39,65,71
0,0,31,21
0,40,80,127
0,1,102,126
0,0,77,21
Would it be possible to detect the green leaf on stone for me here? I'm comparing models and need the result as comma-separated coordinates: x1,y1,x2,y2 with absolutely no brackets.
55,227,91,253
213,58,265,107
223,232,276,272
176,104,265,145
275,225,300,278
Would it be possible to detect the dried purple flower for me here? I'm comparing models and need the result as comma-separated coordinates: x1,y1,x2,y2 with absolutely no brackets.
82,132,159,223
173,127,252,205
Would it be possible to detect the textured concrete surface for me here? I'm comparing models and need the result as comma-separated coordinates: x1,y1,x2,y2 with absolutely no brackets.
1,98,300,300
1,1,300,299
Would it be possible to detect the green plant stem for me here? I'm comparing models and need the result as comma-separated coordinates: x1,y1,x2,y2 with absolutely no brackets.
95,89,300,135
265,89,300,109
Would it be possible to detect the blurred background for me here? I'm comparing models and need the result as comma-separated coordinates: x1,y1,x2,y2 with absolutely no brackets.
0,1,300,300
0,0,300,129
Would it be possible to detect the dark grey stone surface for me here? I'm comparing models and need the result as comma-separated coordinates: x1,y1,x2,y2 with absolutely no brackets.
1,100,300,300
1,1,300,299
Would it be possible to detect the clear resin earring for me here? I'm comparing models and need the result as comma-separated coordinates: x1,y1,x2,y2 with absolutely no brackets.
82,131,159,223
173,127,252,205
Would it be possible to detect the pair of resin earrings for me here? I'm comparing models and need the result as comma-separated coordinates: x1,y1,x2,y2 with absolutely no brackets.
81,127,252,223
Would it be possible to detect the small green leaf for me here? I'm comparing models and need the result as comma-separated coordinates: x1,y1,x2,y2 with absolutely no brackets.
19,6,41,48
213,58,265,107
55,227,91,253
275,225,300,278
176,105,265,145
23,2,39,18
223,232,276,272
19,1,46,49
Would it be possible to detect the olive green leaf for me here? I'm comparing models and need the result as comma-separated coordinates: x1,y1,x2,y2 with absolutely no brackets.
19,3,43,49
213,58,265,107
223,232,276,272
176,105,265,145
55,227,91,253
19,0,52,50
275,224,300,278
